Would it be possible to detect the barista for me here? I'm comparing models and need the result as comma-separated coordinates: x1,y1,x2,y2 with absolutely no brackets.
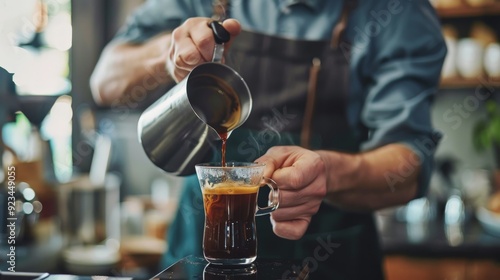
90,1,446,278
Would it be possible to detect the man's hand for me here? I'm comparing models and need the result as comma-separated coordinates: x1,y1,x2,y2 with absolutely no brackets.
167,18,241,82
255,146,328,240
254,144,420,240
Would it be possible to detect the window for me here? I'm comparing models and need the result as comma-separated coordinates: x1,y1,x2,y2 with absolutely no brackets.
1,0,73,181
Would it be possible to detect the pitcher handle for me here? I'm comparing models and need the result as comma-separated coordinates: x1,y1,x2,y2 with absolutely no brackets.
209,21,230,63
256,177,280,216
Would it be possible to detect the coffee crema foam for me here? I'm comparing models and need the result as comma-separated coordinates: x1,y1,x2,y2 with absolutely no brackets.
202,182,259,194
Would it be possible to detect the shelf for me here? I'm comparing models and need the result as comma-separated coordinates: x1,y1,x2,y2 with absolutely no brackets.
440,76,500,89
436,3,500,18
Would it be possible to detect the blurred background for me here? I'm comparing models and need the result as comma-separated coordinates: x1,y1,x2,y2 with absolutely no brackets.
0,0,499,279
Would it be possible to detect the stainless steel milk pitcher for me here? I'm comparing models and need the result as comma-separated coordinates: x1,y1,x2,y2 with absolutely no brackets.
138,21,252,176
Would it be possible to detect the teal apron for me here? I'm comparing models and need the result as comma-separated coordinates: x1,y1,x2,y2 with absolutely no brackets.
161,3,385,279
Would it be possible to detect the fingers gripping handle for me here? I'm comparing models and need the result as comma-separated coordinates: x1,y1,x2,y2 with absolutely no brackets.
210,21,230,44
209,21,230,63
256,177,280,216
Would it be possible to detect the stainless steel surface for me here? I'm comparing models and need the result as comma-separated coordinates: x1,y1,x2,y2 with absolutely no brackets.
138,63,251,176
58,174,120,246
0,272,50,280
212,43,224,63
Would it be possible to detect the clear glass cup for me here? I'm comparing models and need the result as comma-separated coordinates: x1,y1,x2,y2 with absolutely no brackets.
195,162,280,266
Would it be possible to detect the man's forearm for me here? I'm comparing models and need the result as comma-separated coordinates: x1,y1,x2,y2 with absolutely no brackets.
90,32,173,105
317,144,420,211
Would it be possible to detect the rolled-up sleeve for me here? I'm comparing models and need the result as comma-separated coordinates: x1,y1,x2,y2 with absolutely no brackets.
353,1,446,197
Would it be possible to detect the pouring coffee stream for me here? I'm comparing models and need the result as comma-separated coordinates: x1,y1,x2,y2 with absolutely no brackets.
137,21,252,174
194,21,237,166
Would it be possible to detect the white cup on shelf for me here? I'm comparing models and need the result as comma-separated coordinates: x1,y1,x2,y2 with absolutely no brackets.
484,43,500,79
456,38,484,79
441,36,458,79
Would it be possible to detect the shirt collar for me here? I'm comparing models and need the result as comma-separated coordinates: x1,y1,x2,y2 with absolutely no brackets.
277,0,322,13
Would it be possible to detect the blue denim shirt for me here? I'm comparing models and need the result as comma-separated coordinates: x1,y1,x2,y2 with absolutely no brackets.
116,0,446,197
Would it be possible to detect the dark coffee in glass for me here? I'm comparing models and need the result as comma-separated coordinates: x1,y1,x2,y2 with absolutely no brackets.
195,162,280,265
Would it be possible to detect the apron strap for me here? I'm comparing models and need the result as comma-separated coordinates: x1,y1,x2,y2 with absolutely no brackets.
301,0,357,148
300,58,321,148
331,0,357,49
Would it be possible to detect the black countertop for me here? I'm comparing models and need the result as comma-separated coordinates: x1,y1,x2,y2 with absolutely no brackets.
377,212,500,259
151,256,309,280
1,257,309,280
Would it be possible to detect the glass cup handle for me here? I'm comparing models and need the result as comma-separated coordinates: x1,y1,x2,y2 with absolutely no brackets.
256,177,280,216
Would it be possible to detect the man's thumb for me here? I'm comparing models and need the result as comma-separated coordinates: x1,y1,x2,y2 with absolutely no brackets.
221,19,241,52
